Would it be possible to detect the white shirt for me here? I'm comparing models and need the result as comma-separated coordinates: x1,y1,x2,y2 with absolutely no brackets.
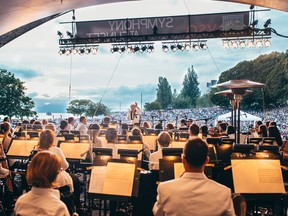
105,143,120,159
153,172,235,216
14,187,70,216
149,148,163,170
126,108,142,125
76,122,88,135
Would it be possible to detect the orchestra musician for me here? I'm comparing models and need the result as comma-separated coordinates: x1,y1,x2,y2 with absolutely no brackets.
126,102,142,126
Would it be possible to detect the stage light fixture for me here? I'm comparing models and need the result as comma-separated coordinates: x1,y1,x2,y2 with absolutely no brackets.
177,44,184,51
192,43,200,51
85,48,91,54
200,43,208,50
231,41,238,48
264,39,271,47
255,40,263,48
223,41,229,49
127,46,133,53
250,20,258,28
58,49,65,55
239,41,246,48
65,49,72,55
134,46,140,52
162,45,169,52
91,47,98,54
184,43,191,51
247,40,254,48
57,31,63,38
72,48,77,54
141,45,147,52
170,44,177,52
66,31,74,38
264,19,271,28
119,46,126,53
147,45,154,53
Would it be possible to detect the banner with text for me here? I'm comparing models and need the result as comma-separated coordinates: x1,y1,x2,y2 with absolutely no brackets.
76,11,249,40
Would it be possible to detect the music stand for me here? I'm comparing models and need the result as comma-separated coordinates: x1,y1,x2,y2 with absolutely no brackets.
258,145,279,154
206,137,221,146
233,144,255,153
118,149,139,164
93,148,113,166
262,137,275,145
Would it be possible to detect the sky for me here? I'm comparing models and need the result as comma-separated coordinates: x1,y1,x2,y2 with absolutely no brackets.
0,0,287,114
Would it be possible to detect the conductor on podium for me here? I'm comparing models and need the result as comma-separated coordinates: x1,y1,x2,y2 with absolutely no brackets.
126,102,142,126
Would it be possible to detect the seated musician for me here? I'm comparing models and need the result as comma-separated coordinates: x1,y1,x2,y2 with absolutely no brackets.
104,128,120,159
88,123,102,147
153,138,235,216
189,123,200,140
131,127,151,159
149,131,172,170
14,151,70,216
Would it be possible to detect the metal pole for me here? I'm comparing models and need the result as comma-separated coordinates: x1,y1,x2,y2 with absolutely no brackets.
237,103,241,144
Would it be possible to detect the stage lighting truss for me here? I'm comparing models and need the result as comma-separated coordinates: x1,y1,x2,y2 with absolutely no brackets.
110,43,155,54
161,40,208,52
58,45,99,55
222,36,271,49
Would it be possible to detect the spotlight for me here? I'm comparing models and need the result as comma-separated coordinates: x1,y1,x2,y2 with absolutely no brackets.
57,31,63,38
134,46,140,52
264,19,271,28
127,46,133,53
113,47,119,53
58,49,65,55
247,40,254,48
264,39,271,47
110,47,114,53
184,43,191,51
72,48,77,54
200,43,208,50
170,44,177,52
231,41,238,49
85,48,91,54
141,45,147,52
255,40,263,48
147,45,154,53
192,43,199,51
119,46,126,53
177,44,184,51
66,31,74,38
65,49,71,55
223,41,229,49
250,20,258,27
78,48,85,55
162,45,169,52
91,47,98,54
239,41,246,48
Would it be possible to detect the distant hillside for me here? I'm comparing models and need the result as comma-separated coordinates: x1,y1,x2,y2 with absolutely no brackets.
211,50,288,109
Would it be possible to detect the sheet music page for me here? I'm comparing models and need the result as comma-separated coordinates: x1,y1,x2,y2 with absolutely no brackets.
103,162,135,196
60,143,90,159
232,159,285,193
88,166,107,194
171,142,185,148
7,140,38,156
174,162,185,179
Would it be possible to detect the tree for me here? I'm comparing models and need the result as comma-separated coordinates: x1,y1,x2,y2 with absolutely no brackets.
196,93,214,107
156,77,172,109
0,69,36,118
172,95,192,109
180,65,201,107
67,99,110,117
144,101,161,111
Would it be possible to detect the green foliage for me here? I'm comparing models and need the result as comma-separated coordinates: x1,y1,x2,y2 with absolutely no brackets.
180,65,201,107
216,51,288,109
0,69,36,118
67,99,110,117
144,101,161,111
196,93,214,107
172,95,192,109
156,77,172,109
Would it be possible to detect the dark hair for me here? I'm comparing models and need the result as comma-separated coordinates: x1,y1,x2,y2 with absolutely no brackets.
219,122,227,132
89,123,100,130
105,128,117,143
68,117,74,124
79,116,86,123
200,125,208,135
60,120,68,130
165,123,174,130
259,124,268,137
132,127,141,136
155,122,163,130
184,138,208,168
189,124,199,135
227,125,235,134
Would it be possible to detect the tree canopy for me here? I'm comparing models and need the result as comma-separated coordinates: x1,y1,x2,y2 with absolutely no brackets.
156,77,172,109
180,65,201,107
0,69,36,118
66,99,110,117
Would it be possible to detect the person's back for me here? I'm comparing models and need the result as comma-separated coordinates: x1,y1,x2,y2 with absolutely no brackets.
14,151,69,216
153,138,235,216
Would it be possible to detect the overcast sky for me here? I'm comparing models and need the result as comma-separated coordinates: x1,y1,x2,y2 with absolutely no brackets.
0,0,287,114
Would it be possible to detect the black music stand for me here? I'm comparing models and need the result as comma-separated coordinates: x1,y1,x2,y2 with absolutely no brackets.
93,148,113,166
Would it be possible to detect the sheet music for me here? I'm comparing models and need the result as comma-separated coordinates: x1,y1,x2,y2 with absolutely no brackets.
7,140,38,157
232,159,285,193
88,166,107,194
60,143,90,159
174,162,185,179
103,162,135,196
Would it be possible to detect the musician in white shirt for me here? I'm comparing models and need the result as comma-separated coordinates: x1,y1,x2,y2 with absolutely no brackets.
126,102,142,126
